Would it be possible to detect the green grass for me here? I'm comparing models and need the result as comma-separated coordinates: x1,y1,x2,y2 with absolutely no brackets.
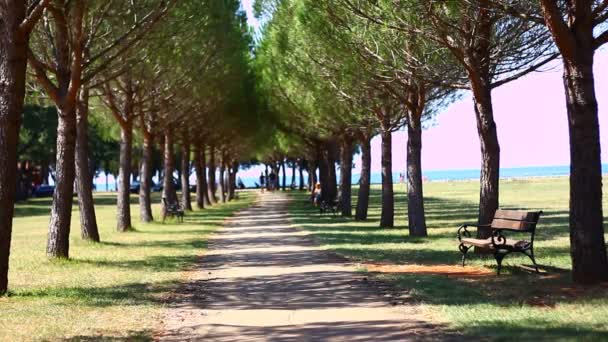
289,177,608,341
0,191,255,341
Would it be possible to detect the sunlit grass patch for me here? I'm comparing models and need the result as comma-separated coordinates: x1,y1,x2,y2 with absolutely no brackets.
288,178,608,340
0,191,255,341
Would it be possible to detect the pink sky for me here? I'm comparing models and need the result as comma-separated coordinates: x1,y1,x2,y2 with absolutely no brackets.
361,52,608,174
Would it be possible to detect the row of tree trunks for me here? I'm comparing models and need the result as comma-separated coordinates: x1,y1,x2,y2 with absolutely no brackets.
356,133,371,221
139,132,154,222
339,137,353,217
75,88,100,241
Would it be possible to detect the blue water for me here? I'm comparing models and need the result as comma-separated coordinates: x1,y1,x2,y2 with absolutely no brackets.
233,165,591,188
94,165,604,190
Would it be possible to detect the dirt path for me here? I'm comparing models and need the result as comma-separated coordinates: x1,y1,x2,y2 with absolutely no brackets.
158,192,458,341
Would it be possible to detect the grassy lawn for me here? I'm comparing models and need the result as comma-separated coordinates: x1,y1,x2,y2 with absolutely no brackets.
289,177,608,341
0,191,255,341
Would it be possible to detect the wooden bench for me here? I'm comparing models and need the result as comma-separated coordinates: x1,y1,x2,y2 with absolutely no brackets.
319,199,340,216
162,197,184,223
457,209,543,274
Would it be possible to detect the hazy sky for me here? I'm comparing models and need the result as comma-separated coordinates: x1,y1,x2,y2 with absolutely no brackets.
240,0,608,175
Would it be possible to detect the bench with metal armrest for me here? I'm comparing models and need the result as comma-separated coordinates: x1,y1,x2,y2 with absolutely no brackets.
457,209,543,274
162,197,184,223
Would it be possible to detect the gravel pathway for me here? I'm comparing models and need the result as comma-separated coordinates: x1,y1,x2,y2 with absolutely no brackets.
158,192,459,341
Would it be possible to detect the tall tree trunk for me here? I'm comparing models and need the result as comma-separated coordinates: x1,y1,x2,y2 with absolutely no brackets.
281,159,286,191
208,147,217,203
201,146,211,206
563,58,608,283
264,164,269,190
299,160,304,190
75,88,99,241
116,122,132,232
180,142,192,211
228,162,237,200
380,128,394,228
139,133,153,222
194,143,205,209
291,161,296,189
356,133,371,221
328,144,338,201
47,105,77,258
406,114,427,237
340,137,353,217
161,130,177,220
470,82,500,240
0,8,28,293
219,163,226,203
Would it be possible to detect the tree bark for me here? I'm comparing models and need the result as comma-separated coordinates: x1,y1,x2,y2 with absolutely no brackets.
291,160,296,189
47,105,77,258
208,147,217,203
194,143,206,209
563,58,608,283
139,132,153,222
380,128,394,228
356,133,371,221
470,82,500,239
180,142,192,211
406,115,427,237
201,146,211,206
228,162,237,200
299,160,304,190
75,88,100,241
116,122,133,232
161,130,177,220
339,137,353,217
0,6,28,293
281,159,286,191
219,163,226,203
264,164,269,190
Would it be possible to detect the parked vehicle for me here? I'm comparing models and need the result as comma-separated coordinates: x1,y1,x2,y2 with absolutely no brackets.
130,181,140,194
32,185,55,197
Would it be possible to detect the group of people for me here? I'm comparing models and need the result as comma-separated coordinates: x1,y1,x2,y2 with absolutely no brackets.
258,172,277,192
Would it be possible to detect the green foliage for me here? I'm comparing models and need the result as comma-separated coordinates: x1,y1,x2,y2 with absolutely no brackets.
18,105,57,165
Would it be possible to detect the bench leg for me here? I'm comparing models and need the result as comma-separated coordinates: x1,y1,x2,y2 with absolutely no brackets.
524,249,540,273
494,251,508,275
458,244,470,267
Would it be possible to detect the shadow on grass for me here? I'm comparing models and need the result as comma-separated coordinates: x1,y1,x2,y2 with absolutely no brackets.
288,188,608,340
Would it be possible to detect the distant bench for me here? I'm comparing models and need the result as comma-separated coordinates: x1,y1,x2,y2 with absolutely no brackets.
457,209,543,274
162,197,184,223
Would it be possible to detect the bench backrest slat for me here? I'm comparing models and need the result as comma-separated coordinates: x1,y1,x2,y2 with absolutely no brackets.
491,210,541,231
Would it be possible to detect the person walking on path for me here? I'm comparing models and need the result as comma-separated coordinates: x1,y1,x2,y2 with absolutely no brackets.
259,172,265,193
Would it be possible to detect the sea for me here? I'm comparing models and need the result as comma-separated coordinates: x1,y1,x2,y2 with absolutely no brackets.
94,165,600,191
